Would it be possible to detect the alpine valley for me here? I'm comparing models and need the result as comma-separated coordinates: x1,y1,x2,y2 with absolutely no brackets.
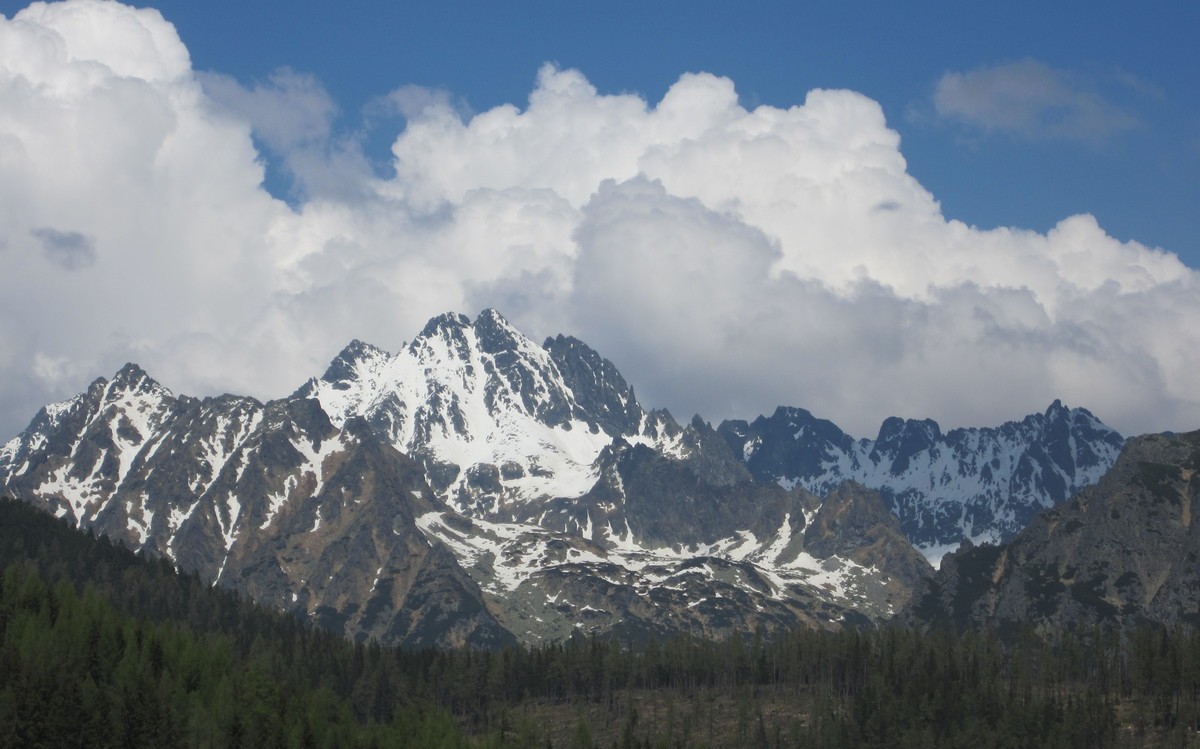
0,310,1126,647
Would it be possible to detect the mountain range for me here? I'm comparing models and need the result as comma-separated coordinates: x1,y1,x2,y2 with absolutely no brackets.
719,398,1124,557
0,309,1127,646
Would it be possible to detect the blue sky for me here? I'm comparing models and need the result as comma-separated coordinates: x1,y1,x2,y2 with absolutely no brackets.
0,0,1198,440
155,0,1199,262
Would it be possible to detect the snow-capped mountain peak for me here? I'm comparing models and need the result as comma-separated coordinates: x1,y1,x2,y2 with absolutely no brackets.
300,310,627,516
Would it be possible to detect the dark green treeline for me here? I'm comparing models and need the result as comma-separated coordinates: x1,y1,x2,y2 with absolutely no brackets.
3,497,1200,748
0,497,467,748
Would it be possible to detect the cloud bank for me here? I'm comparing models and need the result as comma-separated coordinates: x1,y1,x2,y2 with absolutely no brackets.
0,0,1196,440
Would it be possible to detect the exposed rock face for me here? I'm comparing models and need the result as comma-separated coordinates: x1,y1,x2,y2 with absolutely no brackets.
802,482,932,609
719,402,1125,559
543,333,643,438
907,430,1200,634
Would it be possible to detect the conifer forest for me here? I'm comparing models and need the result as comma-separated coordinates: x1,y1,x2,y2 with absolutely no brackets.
2,498,1199,748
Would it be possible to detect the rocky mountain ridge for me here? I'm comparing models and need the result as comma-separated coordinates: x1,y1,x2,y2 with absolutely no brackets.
0,362,513,647
906,429,1200,634
719,401,1124,560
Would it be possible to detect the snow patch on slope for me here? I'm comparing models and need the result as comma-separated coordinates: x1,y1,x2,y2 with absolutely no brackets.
417,508,878,613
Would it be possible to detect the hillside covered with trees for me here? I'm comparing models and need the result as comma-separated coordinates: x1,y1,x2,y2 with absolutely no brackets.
3,497,1200,748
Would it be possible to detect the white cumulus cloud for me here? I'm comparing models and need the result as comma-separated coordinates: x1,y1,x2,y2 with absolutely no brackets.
0,0,1196,441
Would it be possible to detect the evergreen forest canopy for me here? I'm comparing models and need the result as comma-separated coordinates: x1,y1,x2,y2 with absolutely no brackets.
2,496,1200,749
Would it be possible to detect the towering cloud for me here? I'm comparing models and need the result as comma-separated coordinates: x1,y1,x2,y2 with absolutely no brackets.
0,1,1195,439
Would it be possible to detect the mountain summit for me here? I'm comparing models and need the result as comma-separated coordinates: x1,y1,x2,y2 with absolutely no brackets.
294,309,641,518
